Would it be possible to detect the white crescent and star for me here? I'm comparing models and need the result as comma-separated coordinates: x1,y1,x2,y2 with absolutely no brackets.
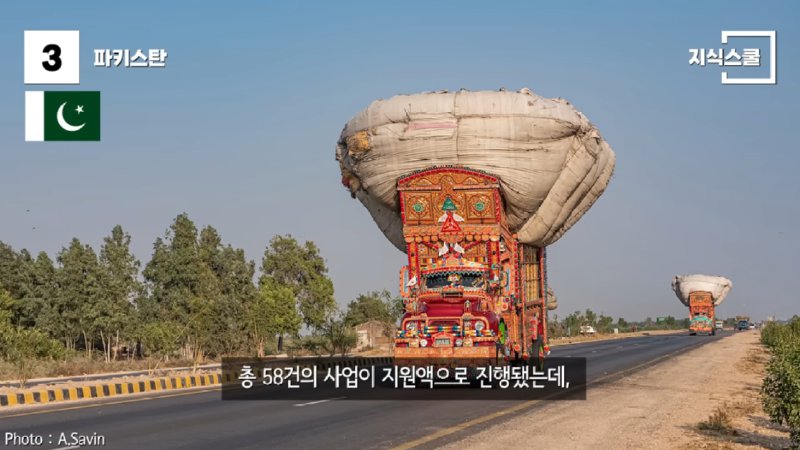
56,102,86,132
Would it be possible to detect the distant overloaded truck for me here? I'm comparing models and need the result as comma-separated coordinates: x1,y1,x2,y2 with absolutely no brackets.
736,316,751,331
672,275,732,336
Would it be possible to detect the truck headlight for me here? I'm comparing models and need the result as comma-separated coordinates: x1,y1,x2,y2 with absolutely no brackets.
420,339,428,347
455,338,463,347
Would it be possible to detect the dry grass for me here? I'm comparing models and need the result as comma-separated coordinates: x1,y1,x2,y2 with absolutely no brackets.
0,357,201,383
698,405,737,435
727,400,757,416
549,329,681,346
736,348,769,375
681,440,736,450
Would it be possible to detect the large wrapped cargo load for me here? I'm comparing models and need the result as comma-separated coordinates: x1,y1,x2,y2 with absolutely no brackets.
672,274,732,307
336,89,616,252
546,286,558,311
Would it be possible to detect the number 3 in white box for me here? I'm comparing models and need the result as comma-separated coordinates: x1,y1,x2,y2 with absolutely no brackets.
24,30,80,85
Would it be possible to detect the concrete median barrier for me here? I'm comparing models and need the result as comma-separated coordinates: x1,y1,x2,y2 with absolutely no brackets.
0,372,232,408
0,357,395,408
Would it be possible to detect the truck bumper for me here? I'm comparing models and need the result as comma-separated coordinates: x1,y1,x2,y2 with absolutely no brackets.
690,328,713,335
394,346,497,366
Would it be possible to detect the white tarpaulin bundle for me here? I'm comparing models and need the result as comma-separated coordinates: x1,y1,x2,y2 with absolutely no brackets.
672,274,733,307
546,286,558,311
336,89,616,252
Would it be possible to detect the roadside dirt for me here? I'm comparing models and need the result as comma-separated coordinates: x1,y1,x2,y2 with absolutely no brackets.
549,329,686,347
443,331,791,450
0,358,206,383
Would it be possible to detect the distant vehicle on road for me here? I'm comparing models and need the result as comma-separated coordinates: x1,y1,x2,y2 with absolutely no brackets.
715,320,724,330
749,323,756,330
736,320,750,331
580,325,597,335
672,275,731,337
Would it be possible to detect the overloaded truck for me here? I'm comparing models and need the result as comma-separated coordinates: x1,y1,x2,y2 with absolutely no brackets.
736,315,751,331
336,89,616,365
672,275,732,336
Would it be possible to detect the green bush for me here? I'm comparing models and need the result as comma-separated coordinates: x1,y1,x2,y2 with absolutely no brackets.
0,323,66,387
761,320,799,350
319,317,357,357
138,321,181,361
761,317,800,449
298,335,328,356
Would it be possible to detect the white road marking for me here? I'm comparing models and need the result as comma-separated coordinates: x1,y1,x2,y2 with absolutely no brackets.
293,397,346,407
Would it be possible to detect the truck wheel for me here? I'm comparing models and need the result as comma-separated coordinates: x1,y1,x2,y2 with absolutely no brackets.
512,351,520,366
529,336,545,371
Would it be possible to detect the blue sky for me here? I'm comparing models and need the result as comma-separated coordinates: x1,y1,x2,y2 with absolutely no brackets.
1,1,798,321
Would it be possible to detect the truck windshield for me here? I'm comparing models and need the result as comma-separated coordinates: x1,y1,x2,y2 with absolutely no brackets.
425,272,485,289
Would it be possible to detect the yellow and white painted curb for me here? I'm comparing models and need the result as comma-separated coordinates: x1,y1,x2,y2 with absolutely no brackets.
0,356,395,408
0,372,233,408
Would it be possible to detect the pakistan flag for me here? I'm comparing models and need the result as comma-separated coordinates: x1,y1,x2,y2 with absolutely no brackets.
25,91,100,141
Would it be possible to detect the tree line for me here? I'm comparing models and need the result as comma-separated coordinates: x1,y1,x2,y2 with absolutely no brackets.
2,213,731,378
0,213,386,374
548,309,696,337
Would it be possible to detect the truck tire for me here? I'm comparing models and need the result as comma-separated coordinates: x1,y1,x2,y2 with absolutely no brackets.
529,336,545,371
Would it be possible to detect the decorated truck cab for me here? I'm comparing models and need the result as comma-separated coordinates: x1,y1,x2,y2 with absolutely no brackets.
688,291,715,336
335,90,616,366
393,167,549,365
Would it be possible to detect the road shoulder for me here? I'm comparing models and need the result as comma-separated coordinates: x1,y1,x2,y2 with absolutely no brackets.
442,331,790,450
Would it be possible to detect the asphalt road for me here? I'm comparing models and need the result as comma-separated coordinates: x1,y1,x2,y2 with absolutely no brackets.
0,331,733,450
